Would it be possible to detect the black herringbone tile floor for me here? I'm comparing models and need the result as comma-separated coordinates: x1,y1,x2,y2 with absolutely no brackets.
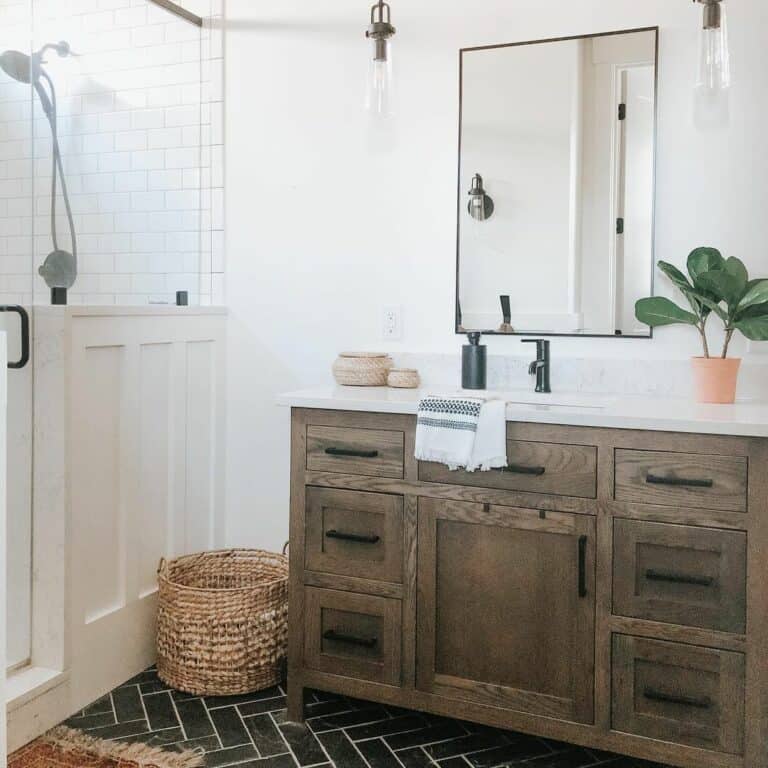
64,668,670,768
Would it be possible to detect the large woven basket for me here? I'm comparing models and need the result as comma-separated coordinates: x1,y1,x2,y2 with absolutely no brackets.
157,549,288,696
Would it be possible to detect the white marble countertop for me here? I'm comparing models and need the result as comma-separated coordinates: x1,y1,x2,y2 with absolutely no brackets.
277,386,768,438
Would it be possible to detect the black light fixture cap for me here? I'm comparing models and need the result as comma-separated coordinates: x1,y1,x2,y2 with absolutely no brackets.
367,1,395,39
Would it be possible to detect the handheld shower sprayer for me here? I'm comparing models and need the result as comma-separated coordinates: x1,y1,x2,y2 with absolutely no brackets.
0,41,77,301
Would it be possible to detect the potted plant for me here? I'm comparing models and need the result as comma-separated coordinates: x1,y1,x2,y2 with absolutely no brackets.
635,247,768,404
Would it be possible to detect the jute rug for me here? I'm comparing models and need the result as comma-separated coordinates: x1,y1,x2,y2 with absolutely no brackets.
9,726,204,768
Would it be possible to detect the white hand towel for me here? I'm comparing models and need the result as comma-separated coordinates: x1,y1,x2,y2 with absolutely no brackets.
466,398,508,472
415,394,485,470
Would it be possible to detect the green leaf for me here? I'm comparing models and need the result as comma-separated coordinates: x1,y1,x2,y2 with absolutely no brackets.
738,301,768,319
693,292,729,323
724,257,749,293
658,261,694,293
737,279,768,312
697,270,744,307
635,297,698,328
734,316,768,341
687,247,725,283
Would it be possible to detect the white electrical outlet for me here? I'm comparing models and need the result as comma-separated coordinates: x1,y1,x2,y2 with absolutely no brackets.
382,305,402,340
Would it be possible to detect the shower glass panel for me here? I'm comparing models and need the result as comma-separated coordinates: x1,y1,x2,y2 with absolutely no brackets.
0,0,35,673
30,0,210,306
2,0,217,676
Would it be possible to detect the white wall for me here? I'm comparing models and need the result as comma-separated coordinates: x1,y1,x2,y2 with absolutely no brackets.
225,0,768,551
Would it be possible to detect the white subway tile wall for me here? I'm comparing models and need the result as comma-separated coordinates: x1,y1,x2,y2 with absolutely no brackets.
0,0,224,306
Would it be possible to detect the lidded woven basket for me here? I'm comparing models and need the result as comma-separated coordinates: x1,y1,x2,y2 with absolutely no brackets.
157,549,288,696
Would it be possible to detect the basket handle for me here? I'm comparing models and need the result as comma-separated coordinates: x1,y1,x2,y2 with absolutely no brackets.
282,541,289,557
157,556,167,575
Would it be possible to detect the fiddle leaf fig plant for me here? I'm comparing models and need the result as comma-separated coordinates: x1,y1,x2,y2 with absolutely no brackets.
635,247,768,358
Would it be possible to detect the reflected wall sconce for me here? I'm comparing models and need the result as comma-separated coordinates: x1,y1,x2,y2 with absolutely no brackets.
365,1,396,117
694,0,730,93
467,174,494,221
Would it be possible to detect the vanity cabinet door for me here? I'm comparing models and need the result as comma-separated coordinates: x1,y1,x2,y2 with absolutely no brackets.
416,497,596,724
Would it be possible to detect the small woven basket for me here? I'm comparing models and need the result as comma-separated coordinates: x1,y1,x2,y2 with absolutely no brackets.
156,549,288,696
332,352,393,386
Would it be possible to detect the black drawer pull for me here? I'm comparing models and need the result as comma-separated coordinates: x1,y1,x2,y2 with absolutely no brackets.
645,569,714,587
578,535,588,598
325,530,381,544
497,463,546,476
646,474,714,489
643,688,712,710
325,447,379,459
323,630,378,648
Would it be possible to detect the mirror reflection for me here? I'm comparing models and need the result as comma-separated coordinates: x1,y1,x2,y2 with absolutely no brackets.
457,29,658,337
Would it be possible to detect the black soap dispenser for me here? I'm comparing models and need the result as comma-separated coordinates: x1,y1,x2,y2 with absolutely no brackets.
462,332,487,390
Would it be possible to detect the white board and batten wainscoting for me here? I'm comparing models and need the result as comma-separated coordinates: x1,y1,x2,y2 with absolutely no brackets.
6,306,227,753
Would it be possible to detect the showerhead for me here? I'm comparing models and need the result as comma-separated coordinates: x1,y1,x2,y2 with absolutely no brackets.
0,41,71,84
0,50,33,83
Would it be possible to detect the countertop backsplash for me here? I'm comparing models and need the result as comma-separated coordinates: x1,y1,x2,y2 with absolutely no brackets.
392,353,768,402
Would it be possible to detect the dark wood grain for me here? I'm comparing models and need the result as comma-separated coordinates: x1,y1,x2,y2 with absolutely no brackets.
612,634,745,755
416,497,595,724
613,519,746,633
305,487,404,583
419,439,597,498
304,587,402,686
614,449,747,512
287,408,765,768
307,425,405,478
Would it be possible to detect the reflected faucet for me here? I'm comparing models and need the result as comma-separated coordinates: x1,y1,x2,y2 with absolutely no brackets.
523,339,551,393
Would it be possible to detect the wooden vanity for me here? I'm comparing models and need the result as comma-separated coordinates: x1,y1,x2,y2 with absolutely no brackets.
285,404,768,768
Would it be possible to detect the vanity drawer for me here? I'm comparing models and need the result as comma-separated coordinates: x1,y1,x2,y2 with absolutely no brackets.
613,519,746,633
614,449,747,512
305,487,403,583
612,635,745,755
304,587,402,686
419,439,597,499
306,425,404,478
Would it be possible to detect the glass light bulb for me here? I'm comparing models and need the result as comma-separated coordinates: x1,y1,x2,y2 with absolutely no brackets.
469,195,486,222
694,3,730,129
366,39,394,117
696,5,730,91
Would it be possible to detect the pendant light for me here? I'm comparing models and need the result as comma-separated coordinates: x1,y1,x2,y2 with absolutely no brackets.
693,0,730,129
365,1,396,117
695,0,730,92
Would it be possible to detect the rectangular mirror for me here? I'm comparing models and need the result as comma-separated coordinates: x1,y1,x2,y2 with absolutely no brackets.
456,28,658,338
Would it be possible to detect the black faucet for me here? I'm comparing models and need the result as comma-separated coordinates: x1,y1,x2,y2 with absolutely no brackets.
522,339,551,393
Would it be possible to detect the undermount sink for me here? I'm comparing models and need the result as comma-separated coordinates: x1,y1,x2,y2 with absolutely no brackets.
457,390,615,411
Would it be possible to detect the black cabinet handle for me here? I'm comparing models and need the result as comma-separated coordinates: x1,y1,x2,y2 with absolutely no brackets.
325,447,379,459
645,569,714,587
646,474,713,489
497,464,546,476
325,530,380,544
322,630,377,648
643,688,712,710
578,535,588,598
0,305,30,370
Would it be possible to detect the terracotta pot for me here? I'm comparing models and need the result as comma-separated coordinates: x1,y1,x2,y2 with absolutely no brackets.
691,357,741,404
